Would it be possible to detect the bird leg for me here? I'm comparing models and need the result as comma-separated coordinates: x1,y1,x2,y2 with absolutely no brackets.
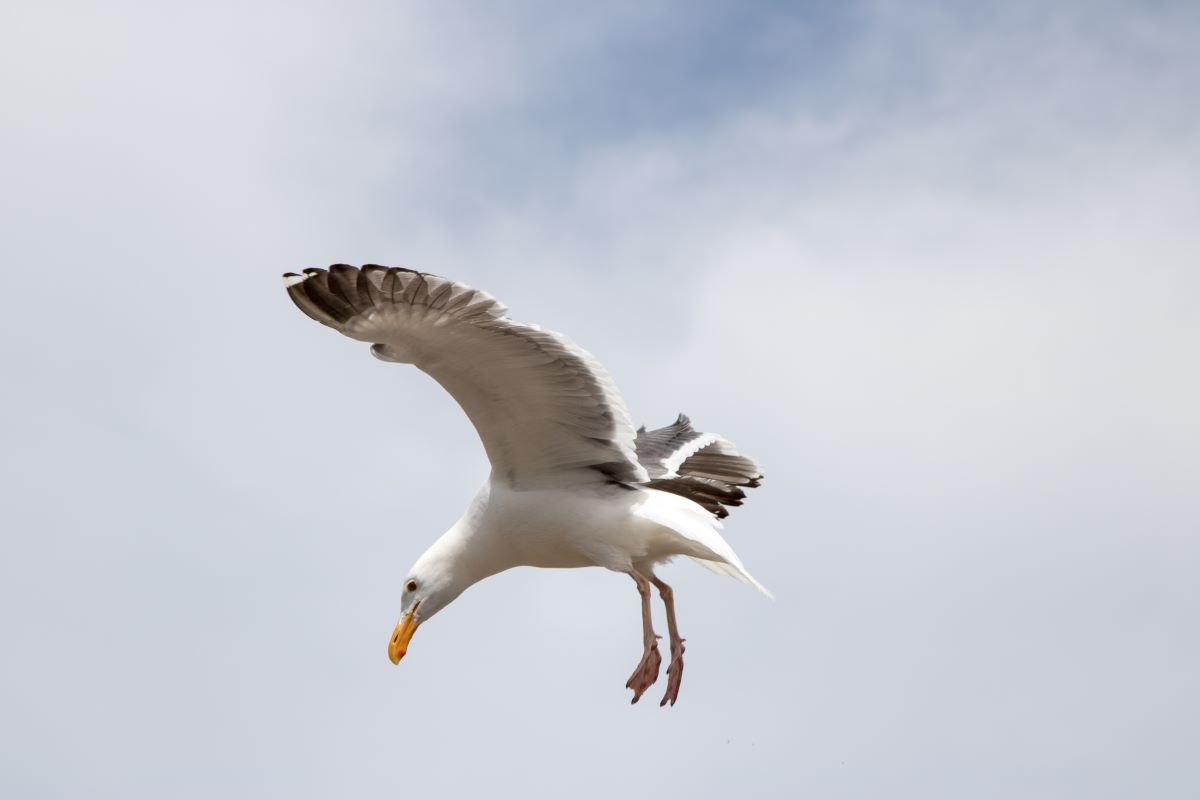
650,575,686,707
625,573,662,703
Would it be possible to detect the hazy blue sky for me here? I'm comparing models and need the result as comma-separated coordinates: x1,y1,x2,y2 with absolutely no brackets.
3,2,1198,797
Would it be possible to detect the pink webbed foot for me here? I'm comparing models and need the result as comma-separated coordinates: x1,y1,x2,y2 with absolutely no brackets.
659,637,686,706
625,638,662,703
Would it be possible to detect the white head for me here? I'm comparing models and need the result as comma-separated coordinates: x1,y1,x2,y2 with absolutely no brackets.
386,532,482,664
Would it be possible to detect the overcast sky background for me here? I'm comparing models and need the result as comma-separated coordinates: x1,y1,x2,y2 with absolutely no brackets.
2,1,1198,797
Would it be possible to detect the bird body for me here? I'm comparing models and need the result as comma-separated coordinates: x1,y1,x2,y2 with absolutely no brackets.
284,264,767,705
423,480,766,577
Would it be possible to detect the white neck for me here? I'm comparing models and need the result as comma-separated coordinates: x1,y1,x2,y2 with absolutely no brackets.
415,483,514,590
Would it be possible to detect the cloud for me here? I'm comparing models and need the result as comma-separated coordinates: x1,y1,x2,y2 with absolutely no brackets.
3,1,1198,797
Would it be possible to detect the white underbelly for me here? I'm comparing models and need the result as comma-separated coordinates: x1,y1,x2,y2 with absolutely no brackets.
484,482,672,571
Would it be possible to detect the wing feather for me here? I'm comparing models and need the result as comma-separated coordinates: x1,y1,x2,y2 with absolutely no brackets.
635,414,764,519
284,265,647,488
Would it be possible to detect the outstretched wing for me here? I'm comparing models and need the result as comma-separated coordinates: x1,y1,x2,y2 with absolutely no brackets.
284,264,647,488
635,414,763,519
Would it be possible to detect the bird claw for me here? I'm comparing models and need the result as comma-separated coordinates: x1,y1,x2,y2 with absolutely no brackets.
625,643,662,703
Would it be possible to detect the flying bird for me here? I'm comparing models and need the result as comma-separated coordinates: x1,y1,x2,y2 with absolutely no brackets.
283,264,768,706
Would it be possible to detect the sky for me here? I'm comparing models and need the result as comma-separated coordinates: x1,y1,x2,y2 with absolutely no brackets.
2,1,1198,797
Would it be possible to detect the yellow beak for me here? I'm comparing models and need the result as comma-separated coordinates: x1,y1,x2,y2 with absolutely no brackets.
388,610,420,664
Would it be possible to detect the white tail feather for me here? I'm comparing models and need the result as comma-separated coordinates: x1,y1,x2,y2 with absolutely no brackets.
689,557,774,599
635,489,772,598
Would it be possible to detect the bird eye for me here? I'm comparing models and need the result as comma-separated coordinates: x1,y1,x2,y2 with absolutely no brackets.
406,579,418,593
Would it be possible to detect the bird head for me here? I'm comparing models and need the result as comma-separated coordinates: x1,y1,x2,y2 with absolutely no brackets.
386,544,473,664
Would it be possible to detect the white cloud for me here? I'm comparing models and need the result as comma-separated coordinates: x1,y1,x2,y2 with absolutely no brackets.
2,2,1198,797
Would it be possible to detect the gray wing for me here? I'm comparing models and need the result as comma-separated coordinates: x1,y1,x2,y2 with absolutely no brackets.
284,264,648,488
635,414,764,519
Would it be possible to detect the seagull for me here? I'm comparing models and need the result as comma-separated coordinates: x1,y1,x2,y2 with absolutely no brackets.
283,264,769,706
